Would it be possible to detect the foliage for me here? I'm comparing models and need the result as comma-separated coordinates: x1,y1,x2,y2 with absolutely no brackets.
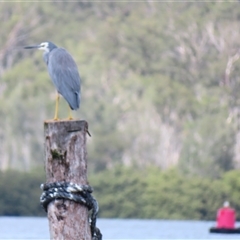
2,2,240,222
0,167,239,220
0,168,45,216
89,166,239,220
1,2,240,177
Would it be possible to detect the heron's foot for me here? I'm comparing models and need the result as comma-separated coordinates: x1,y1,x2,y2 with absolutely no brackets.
54,93,60,121
68,106,73,120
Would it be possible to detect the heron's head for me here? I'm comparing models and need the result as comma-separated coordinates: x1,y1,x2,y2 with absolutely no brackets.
24,41,57,53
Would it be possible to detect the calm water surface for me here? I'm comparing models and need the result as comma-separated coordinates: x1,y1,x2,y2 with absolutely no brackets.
0,217,240,239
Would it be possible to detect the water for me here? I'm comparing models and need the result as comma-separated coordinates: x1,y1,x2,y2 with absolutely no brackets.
0,217,240,239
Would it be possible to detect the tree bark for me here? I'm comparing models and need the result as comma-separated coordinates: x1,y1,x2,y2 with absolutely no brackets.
44,120,91,240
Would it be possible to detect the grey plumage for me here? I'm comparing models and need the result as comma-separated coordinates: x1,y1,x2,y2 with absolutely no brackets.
24,41,81,111
47,47,81,110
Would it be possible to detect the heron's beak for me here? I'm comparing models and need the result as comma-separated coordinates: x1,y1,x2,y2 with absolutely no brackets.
24,45,41,49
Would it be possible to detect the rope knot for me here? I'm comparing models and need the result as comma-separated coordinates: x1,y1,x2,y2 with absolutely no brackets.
40,181,102,240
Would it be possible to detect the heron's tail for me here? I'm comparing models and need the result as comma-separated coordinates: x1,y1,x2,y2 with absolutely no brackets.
75,91,80,109
67,91,80,110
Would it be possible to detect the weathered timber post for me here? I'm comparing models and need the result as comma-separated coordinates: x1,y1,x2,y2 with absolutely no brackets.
44,120,91,240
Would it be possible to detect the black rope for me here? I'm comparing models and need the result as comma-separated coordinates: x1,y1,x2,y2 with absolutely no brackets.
40,181,102,240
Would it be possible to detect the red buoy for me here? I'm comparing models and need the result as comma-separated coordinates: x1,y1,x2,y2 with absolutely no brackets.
217,201,236,229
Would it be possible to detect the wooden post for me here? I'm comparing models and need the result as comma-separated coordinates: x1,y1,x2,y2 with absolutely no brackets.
44,120,91,240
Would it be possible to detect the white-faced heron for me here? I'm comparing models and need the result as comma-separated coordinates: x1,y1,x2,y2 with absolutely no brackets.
24,41,81,120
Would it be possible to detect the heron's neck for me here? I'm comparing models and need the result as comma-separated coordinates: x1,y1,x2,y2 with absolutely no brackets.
43,52,49,65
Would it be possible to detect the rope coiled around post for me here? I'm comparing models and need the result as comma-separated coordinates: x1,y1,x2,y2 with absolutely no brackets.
40,181,102,240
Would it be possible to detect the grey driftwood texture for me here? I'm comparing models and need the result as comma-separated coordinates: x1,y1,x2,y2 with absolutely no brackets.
44,120,91,240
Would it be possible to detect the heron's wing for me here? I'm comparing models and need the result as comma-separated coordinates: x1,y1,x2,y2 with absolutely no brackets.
48,48,81,110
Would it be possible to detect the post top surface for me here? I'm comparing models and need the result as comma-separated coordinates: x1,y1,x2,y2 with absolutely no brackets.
44,120,89,135
44,119,86,124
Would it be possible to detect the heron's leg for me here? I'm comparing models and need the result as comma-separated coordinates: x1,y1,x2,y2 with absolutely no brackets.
68,106,73,120
54,94,59,120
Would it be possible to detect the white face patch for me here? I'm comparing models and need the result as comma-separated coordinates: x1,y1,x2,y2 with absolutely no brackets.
39,42,49,52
